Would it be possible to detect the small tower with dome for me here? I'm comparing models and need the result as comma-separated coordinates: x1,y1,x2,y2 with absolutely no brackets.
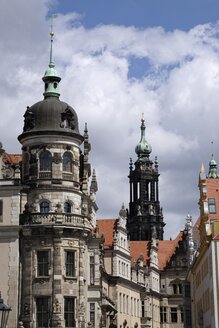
18,26,99,328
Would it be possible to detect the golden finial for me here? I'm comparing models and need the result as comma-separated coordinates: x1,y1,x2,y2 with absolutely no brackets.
141,113,145,123
49,14,58,38
200,163,205,174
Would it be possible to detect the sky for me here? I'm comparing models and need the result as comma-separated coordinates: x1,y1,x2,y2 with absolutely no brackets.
1,0,219,238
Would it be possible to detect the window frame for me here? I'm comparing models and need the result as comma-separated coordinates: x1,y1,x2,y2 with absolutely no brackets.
90,255,95,285
65,250,76,277
208,198,216,214
37,250,50,277
64,297,76,328
40,200,50,214
160,306,167,323
90,303,95,326
39,150,52,172
62,152,73,173
64,202,72,214
36,297,50,328
171,307,178,323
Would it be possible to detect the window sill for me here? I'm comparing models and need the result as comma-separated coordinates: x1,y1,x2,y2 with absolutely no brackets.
64,276,77,282
34,276,50,284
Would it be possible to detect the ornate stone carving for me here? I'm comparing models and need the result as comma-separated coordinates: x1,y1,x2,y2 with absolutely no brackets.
23,303,30,316
78,302,85,315
23,106,35,131
60,106,75,130
2,165,14,179
53,153,62,164
53,299,61,313
55,202,62,213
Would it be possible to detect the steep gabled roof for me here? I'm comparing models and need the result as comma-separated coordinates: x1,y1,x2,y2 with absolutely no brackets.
97,219,185,271
97,219,116,249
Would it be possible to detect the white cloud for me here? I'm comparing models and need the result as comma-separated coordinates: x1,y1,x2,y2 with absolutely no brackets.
1,1,219,238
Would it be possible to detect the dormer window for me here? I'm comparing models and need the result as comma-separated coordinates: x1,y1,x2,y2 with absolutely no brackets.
39,150,52,171
63,152,73,172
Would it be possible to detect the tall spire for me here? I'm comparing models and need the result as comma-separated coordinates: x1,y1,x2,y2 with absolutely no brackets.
90,169,98,194
135,114,152,158
42,15,61,98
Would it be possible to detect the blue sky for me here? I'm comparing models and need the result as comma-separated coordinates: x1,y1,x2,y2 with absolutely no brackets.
53,0,219,31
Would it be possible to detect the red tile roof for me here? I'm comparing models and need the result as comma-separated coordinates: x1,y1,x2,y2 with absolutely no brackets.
97,219,184,270
4,153,22,165
97,219,116,249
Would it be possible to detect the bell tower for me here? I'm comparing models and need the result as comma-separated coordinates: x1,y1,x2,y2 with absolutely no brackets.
127,116,165,240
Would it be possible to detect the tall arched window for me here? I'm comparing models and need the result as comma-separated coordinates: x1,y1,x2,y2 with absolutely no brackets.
62,152,72,172
64,202,71,213
40,201,50,213
39,150,52,171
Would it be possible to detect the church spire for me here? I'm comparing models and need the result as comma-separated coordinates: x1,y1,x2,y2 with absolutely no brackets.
208,154,219,178
135,114,152,158
42,15,61,98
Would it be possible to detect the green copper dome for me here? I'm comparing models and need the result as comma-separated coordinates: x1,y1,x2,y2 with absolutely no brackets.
42,30,61,98
208,154,219,178
135,116,152,158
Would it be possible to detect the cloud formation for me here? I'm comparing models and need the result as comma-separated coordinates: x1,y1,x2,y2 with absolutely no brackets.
1,0,219,238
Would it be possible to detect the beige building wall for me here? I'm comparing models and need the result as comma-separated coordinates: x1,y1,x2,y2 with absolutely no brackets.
0,187,21,328
110,284,141,328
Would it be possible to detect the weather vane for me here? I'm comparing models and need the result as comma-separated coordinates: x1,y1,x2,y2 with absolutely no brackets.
211,140,214,158
49,14,58,38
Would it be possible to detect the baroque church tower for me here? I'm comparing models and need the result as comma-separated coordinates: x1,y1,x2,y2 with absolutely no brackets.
127,117,165,240
18,29,100,328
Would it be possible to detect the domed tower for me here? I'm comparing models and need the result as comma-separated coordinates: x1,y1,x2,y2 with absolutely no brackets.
127,116,165,240
18,30,98,328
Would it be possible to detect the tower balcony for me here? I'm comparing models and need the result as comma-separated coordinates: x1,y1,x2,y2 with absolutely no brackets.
20,212,91,230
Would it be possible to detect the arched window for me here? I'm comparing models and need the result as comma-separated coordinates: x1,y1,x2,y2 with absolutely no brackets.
40,201,50,213
64,202,71,213
62,152,72,172
39,150,52,171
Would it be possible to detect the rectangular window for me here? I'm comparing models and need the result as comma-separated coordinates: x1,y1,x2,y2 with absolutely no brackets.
90,303,95,326
181,308,184,322
90,256,95,285
171,307,178,323
142,300,145,318
173,284,177,294
64,297,75,328
123,294,125,313
0,200,2,222
120,293,122,313
208,198,216,213
36,297,50,328
160,306,167,323
65,251,75,277
37,251,49,276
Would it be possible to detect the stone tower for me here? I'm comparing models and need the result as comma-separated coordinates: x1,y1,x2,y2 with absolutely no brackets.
18,30,98,328
127,117,165,240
